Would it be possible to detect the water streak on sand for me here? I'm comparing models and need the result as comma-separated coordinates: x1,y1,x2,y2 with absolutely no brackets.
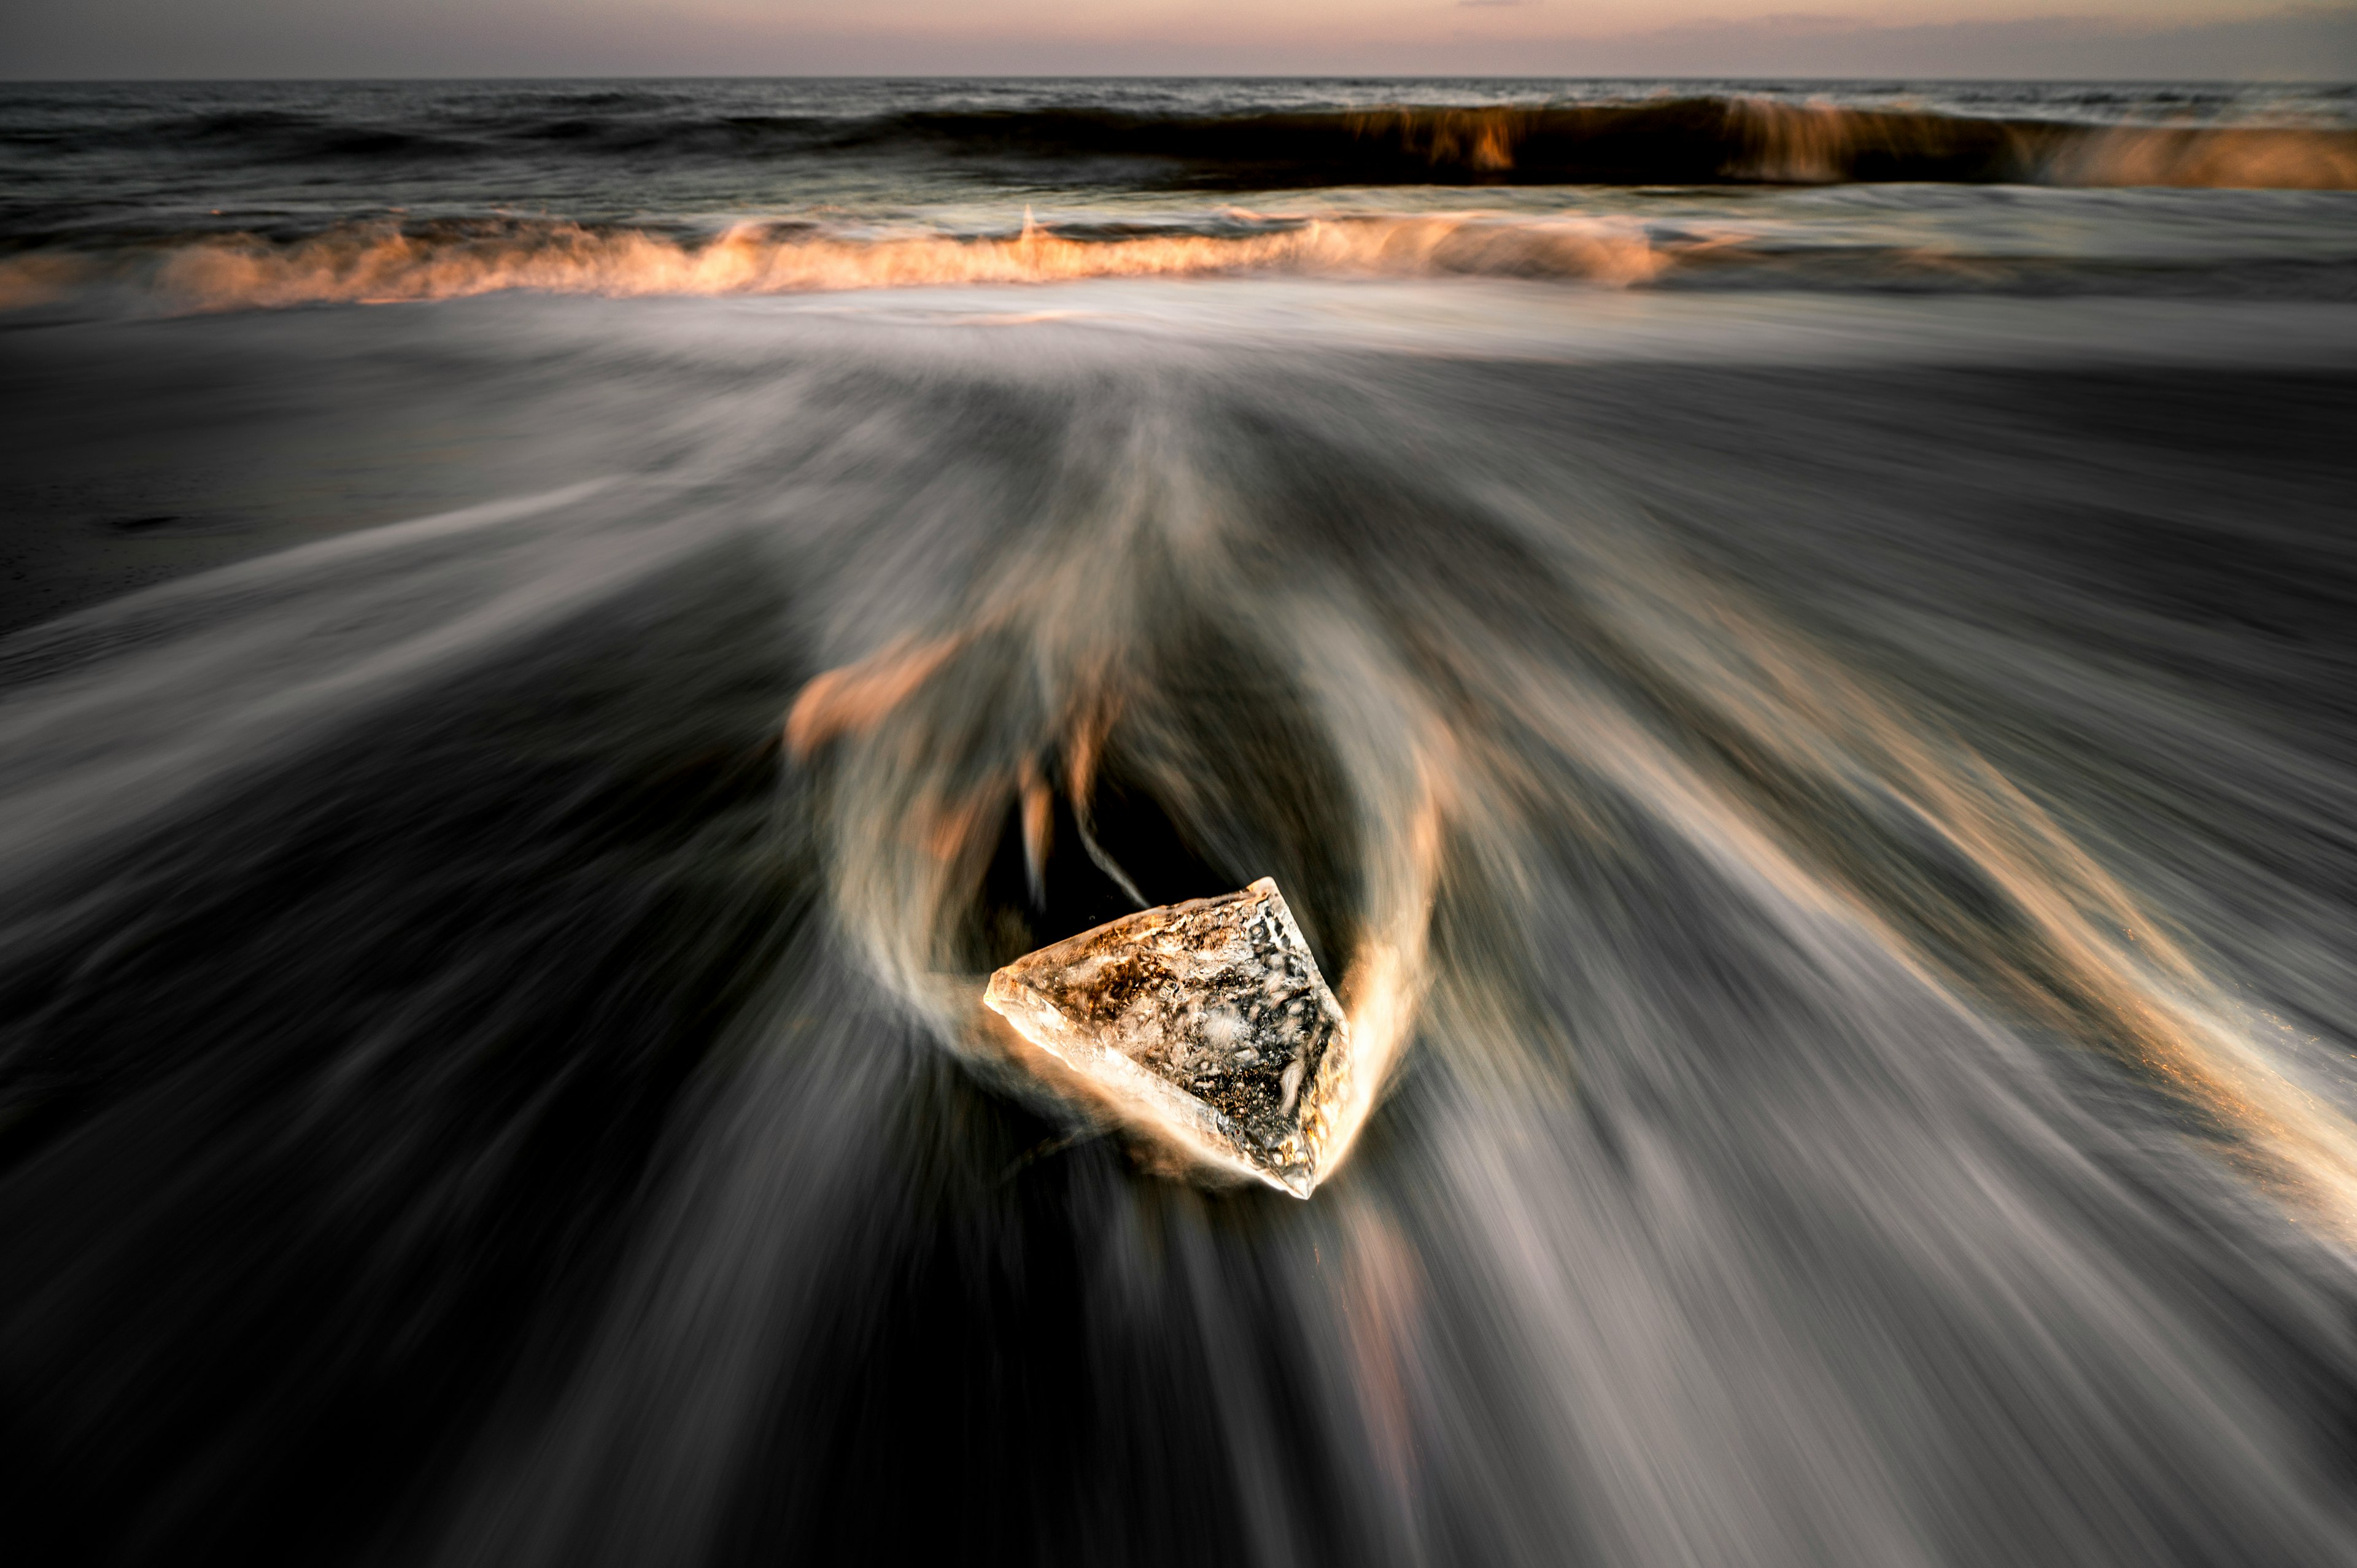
8,319,2356,1568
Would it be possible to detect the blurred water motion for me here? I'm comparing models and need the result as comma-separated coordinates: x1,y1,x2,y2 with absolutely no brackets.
6,74,2357,1568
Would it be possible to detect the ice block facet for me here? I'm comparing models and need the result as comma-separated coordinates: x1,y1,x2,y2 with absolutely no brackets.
983,878,1350,1197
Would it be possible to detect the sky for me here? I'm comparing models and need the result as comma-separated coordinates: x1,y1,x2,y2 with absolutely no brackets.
4,0,2354,79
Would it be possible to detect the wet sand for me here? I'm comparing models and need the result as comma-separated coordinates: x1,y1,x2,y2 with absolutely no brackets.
6,288,2357,1567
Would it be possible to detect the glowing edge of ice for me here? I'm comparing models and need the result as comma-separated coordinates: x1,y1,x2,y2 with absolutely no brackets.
981,877,1349,1200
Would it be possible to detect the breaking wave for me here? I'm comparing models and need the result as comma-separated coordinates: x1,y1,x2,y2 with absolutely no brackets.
0,214,1672,314
902,100,2357,190
12,204,2352,318
36,96,2357,190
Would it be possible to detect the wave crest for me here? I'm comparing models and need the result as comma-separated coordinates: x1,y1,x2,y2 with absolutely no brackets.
0,214,1672,314
849,99,2357,190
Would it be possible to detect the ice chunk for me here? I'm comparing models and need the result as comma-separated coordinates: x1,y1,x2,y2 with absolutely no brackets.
983,877,1351,1198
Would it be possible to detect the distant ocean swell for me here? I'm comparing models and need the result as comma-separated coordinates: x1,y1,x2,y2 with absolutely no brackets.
33,97,2357,190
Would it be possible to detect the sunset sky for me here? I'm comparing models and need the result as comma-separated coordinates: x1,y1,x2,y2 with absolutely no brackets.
6,0,2353,77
